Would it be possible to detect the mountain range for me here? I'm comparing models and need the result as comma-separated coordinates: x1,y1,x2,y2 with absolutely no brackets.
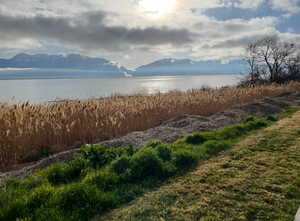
0,53,246,76
135,58,245,76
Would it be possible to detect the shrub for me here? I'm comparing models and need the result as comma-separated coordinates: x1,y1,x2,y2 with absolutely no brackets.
84,170,120,191
56,183,117,221
34,208,66,221
244,116,255,122
123,145,138,156
203,141,231,156
154,144,172,161
244,119,268,131
26,185,55,213
172,150,198,169
0,178,32,211
217,126,244,140
129,148,165,180
82,145,122,168
45,163,69,185
146,140,165,148
111,156,131,175
266,115,278,122
0,199,28,221
185,133,207,145
162,162,178,177
67,157,89,179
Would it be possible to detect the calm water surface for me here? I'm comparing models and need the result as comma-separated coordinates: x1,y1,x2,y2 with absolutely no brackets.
0,74,241,104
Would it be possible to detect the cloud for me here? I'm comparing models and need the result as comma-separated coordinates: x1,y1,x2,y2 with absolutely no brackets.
0,11,195,52
0,0,299,68
270,0,300,14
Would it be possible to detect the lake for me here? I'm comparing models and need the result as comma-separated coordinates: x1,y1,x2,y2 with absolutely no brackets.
0,69,241,104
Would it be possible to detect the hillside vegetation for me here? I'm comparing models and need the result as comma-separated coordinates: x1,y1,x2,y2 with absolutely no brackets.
97,110,300,221
1,82,300,170
0,107,299,221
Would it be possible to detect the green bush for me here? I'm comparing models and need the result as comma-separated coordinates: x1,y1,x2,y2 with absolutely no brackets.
45,158,88,185
129,148,165,180
217,126,244,140
203,141,231,156
56,183,117,221
111,156,131,174
45,163,69,185
27,185,55,213
84,170,120,191
34,208,66,221
146,140,165,148
123,145,138,156
172,150,198,169
154,144,172,161
244,116,255,122
0,199,28,221
266,115,278,122
82,145,122,168
67,157,89,179
244,119,268,131
162,162,178,177
185,133,207,145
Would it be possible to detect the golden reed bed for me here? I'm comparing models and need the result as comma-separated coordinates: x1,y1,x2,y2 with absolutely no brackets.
1,82,300,170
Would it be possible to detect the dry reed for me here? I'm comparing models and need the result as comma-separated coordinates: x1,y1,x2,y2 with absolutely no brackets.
1,82,300,170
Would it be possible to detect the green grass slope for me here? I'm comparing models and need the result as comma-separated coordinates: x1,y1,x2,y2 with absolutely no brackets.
0,107,299,221
97,110,300,221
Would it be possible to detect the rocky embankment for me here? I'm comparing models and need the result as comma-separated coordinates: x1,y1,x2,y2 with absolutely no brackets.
1,92,300,181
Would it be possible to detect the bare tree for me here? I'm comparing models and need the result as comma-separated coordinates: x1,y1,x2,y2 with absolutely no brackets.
244,36,299,84
286,53,300,81
244,43,260,85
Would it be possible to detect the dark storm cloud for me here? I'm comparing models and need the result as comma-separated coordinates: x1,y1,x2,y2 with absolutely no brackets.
0,11,195,51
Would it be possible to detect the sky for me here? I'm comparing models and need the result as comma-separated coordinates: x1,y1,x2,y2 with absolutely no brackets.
0,0,300,69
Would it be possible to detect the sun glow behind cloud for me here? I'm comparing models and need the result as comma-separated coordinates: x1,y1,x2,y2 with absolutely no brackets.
139,0,177,16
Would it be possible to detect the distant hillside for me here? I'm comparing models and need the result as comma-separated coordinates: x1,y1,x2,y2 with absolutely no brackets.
134,58,246,76
0,54,247,77
0,53,128,75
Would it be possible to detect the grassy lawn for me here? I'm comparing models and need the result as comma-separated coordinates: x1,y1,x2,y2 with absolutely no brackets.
97,111,300,221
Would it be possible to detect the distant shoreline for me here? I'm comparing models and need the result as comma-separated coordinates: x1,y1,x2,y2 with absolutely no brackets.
0,68,33,71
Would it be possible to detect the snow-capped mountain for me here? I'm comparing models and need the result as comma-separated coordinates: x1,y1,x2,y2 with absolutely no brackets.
134,58,246,76
0,53,129,75
0,54,246,77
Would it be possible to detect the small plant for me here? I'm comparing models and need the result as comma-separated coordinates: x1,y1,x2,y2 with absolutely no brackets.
33,208,66,221
82,145,122,168
45,163,69,185
154,143,172,161
129,148,165,180
0,197,30,221
84,170,120,191
203,141,231,156
55,183,117,221
67,157,89,179
185,133,207,145
45,158,88,185
111,156,131,175
26,185,55,213
172,149,198,169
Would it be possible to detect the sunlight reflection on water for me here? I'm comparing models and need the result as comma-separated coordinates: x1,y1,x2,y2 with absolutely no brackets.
0,75,240,104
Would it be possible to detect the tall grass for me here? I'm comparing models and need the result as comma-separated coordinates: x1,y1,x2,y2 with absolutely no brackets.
0,116,279,221
1,82,300,170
